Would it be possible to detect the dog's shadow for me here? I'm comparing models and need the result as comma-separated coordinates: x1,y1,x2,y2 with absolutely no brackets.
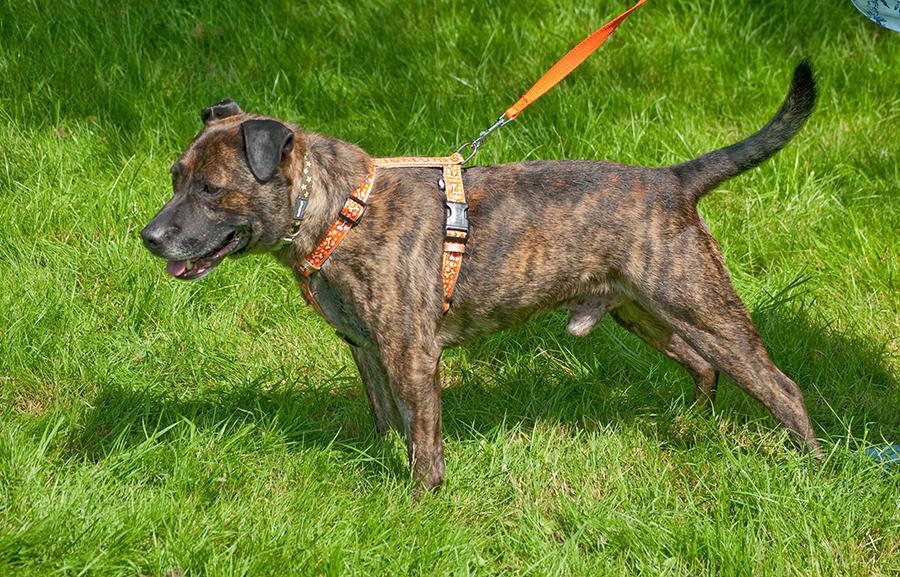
68,304,898,477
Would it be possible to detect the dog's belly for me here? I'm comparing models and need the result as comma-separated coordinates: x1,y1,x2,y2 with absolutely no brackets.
437,282,625,346
432,161,684,346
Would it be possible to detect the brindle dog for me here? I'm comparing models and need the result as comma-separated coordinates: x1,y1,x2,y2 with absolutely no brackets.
142,63,822,493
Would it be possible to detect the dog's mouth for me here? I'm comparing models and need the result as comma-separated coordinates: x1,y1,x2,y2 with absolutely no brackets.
165,231,249,280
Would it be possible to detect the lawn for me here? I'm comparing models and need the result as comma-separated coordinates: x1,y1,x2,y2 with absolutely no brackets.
1,0,898,575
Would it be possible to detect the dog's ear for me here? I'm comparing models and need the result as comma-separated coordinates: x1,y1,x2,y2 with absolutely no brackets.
201,99,242,124
240,119,295,182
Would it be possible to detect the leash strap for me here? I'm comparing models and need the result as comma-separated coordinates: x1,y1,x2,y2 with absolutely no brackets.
456,0,647,162
296,153,468,314
505,0,647,119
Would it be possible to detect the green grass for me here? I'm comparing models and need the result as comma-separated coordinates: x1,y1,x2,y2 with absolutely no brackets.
1,0,898,575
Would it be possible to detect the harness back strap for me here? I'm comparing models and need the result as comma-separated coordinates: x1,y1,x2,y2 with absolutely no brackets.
295,153,467,314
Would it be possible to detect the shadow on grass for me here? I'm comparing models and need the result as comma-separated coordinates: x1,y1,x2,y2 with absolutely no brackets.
67,304,897,474
440,304,898,452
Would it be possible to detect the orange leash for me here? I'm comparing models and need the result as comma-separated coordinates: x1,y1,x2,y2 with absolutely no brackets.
505,0,647,119
295,1,648,315
456,0,647,162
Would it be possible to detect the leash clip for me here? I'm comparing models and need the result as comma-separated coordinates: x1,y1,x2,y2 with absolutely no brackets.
454,113,512,164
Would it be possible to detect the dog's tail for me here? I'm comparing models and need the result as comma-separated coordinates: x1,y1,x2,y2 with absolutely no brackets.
671,62,816,203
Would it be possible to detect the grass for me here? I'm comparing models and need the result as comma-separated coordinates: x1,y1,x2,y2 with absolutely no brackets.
1,0,898,574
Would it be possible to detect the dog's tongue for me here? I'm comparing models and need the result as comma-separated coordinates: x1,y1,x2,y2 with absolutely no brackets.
166,260,187,277
162,235,241,280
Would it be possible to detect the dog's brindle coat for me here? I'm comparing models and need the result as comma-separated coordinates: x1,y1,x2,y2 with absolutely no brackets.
142,63,822,492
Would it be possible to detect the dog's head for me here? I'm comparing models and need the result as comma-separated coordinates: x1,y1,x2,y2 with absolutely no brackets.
140,99,300,280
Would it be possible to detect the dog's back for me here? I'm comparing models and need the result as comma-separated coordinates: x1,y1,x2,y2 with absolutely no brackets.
439,62,816,344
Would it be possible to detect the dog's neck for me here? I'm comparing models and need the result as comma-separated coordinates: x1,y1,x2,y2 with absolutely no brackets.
275,133,372,269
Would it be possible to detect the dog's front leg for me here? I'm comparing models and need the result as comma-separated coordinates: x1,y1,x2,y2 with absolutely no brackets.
380,341,445,495
348,345,401,435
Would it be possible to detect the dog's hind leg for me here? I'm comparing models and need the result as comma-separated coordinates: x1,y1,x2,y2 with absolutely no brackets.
663,306,821,457
667,334,719,411
629,229,822,458
610,301,719,411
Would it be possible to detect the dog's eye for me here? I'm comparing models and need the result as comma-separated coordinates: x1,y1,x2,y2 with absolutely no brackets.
202,184,224,196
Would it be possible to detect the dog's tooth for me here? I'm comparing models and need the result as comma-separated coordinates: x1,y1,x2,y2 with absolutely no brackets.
185,260,194,271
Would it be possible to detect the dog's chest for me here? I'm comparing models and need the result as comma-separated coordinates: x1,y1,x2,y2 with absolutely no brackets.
300,275,372,349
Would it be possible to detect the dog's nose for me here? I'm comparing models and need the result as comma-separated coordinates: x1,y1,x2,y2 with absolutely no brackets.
140,224,168,253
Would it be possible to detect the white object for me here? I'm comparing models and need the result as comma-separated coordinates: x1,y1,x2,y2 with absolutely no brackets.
850,0,900,31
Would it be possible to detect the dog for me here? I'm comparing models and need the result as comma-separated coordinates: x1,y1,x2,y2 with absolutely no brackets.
141,62,822,493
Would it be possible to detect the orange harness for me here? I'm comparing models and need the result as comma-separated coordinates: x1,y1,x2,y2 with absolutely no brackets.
290,0,647,317
294,152,467,314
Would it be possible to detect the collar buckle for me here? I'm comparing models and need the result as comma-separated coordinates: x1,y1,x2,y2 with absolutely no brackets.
282,152,312,244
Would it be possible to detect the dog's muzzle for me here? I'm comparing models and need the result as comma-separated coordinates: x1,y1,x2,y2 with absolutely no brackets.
141,202,250,281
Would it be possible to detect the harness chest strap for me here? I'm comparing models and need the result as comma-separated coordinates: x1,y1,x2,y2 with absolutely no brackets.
294,153,468,314
296,163,376,275
438,156,467,313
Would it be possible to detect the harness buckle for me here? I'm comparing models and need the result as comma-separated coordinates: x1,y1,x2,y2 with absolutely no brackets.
338,195,367,227
445,201,469,241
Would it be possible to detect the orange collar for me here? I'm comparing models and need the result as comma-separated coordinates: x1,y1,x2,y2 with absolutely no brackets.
294,153,468,313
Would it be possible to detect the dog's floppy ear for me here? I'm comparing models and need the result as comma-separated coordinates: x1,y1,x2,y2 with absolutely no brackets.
201,98,242,124
240,119,294,182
